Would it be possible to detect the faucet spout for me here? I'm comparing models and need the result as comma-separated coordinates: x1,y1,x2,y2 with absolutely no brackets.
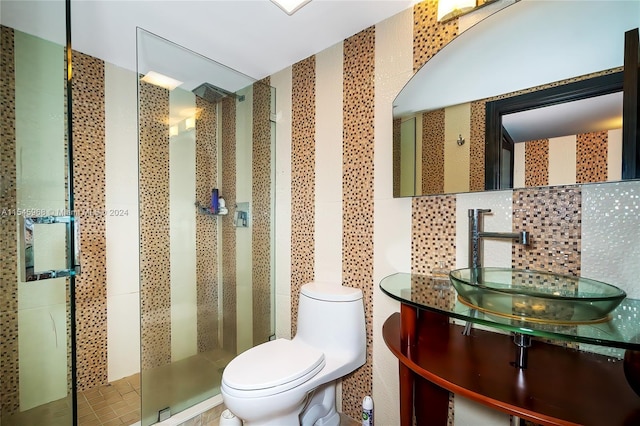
479,231,530,245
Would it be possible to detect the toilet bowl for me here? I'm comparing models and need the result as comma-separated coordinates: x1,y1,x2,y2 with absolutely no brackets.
221,282,366,426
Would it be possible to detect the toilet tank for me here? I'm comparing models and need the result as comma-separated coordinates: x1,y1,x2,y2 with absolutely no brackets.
295,282,366,359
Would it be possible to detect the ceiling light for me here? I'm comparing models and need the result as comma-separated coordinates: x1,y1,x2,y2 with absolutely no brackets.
140,71,183,91
437,0,476,22
270,0,312,15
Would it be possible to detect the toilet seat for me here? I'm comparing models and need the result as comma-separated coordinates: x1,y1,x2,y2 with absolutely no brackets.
222,339,325,397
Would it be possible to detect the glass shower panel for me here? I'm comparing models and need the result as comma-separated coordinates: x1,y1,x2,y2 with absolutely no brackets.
1,2,77,424
136,29,275,425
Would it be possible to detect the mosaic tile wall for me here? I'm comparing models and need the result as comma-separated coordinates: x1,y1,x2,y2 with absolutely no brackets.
411,196,457,276
195,96,219,353
411,0,460,279
421,109,445,195
221,96,237,353
410,195,456,425
252,79,273,345
524,139,549,187
512,185,581,276
577,130,608,184
413,0,458,72
342,27,375,420
0,25,19,416
282,1,618,424
392,118,401,196
520,130,611,187
410,2,465,423
139,81,172,370
290,56,316,337
469,101,485,192
72,51,108,391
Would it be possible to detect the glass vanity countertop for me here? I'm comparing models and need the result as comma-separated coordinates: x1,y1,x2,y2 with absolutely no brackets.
380,272,640,351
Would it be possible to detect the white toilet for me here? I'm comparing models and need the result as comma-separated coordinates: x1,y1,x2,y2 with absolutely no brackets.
221,282,366,426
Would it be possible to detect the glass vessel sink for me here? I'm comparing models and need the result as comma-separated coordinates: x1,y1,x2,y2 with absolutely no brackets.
449,268,626,324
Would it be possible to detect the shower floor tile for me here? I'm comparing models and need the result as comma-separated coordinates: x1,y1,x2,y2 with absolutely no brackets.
1,373,140,426
79,373,141,425
141,348,235,426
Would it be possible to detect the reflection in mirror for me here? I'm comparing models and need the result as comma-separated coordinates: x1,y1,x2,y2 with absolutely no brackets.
485,71,625,190
393,0,640,197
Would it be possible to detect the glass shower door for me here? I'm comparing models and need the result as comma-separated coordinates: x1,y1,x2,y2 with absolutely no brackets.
137,28,276,425
0,2,78,425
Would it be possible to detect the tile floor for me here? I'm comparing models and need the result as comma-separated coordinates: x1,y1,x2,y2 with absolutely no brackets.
78,374,141,425
2,374,140,426
3,347,360,426
2,394,73,426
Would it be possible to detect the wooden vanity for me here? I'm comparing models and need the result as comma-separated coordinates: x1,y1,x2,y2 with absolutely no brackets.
380,273,640,425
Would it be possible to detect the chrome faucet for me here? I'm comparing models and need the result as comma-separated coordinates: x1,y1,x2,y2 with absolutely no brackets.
468,208,530,272
463,208,531,339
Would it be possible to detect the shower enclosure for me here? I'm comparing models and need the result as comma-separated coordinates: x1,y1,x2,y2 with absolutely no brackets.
1,1,276,423
136,29,276,425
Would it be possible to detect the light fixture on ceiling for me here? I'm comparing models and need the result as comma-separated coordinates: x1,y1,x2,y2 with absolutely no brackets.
140,71,183,91
270,0,312,15
437,0,477,22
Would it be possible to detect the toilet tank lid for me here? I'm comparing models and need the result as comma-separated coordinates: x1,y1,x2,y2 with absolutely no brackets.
301,282,363,302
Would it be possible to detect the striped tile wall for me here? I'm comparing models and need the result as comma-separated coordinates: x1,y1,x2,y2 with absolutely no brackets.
72,51,108,391
138,81,172,370
221,96,238,353
195,97,219,353
0,25,19,416
290,57,316,337
252,79,273,345
342,27,376,419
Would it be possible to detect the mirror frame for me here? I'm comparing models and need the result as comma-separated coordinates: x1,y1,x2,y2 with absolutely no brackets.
484,72,624,190
623,28,639,179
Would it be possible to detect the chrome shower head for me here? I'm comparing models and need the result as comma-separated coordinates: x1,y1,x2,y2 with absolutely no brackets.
191,82,236,104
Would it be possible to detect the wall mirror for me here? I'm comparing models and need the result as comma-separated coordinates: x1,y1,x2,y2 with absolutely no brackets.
393,0,640,197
